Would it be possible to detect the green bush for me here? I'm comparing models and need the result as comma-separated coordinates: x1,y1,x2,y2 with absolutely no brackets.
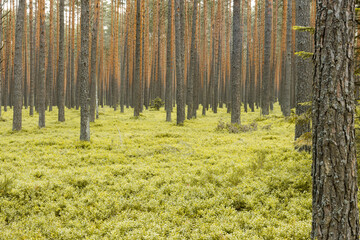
150,97,164,111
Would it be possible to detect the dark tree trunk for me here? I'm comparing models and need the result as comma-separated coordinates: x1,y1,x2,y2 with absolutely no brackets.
175,0,185,125
312,0,359,238
12,0,25,131
187,0,198,120
231,0,241,124
90,0,100,122
57,0,65,122
29,0,35,116
295,0,312,150
165,0,173,122
134,0,142,117
38,0,46,128
46,0,53,112
261,0,272,116
282,0,292,117
79,0,90,141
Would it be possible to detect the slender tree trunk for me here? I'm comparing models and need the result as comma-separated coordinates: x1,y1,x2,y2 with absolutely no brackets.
46,0,54,112
79,0,90,141
134,0,142,117
38,0,45,128
187,0,198,120
261,0,272,115
312,0,359,238
231,0,241,124
295,0,312,151
176,0,185,125
90,0,100,122
165,0,173,122
57,0,65,122
12,0,25,131
282,0,292,116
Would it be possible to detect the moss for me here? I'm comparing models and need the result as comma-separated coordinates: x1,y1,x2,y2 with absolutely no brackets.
0,104,313,239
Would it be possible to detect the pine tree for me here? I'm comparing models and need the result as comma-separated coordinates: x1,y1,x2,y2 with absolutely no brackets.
57,0,65,122
312,0,359,238
12,0,26,131
79,0,90,141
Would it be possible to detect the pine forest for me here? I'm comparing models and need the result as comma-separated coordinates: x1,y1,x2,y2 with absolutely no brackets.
0,0,359,239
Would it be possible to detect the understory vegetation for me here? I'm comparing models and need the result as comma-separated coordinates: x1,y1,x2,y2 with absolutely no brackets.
0,105,313,239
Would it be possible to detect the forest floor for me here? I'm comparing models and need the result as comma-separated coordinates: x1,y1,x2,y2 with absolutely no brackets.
0,105,312,239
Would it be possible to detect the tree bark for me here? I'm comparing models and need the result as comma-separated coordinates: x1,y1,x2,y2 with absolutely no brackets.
312,0,359,238
282,0,292,117
12,0,25,131
261,0,272,116
176,0,185,125
90,0,100,122
295,0,312,150
134,0,142,117
79,0,90,141
57,0,65,122
231,0,241,124
165,0,173,122
187,0,198,120
38,0,46,128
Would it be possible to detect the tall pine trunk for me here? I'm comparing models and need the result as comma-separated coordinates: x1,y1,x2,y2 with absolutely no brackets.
57,0,65,122
38,0,46,128
312,0,359,238
90,0,100,122
12,0,25,131
79,0,90,141
231,0,241,124
175,0,185,125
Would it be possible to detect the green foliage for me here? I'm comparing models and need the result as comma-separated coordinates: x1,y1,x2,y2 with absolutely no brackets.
292,26,315,34
150,97,165,111
295,51,314,60
216,120,258,133
0,105,313,239
294,132,312,149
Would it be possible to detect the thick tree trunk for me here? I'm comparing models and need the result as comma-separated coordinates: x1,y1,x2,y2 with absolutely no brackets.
12,0,25,131
231,0,241,124
79,0,90,141
57,0,65,122
312,0,359,238
295,0,312,150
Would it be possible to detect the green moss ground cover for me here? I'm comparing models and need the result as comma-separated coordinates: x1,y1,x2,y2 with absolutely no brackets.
0,105,312,239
